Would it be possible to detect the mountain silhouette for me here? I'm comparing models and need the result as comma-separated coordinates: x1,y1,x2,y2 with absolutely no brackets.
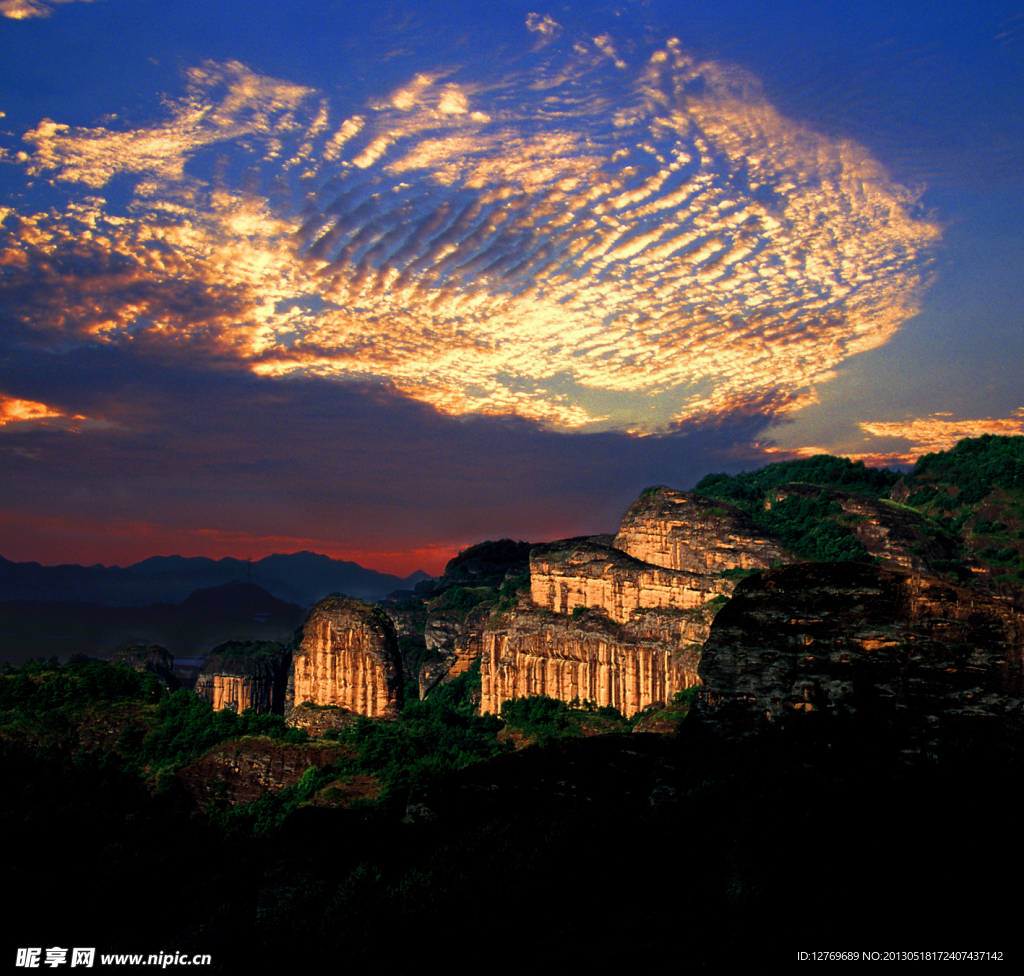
0,551,429,607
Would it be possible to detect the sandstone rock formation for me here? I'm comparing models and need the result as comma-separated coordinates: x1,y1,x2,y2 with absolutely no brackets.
384,538,533,700
287,597,402,719
476,488,801,718
529,537,731,624
194,641,290,714
478,493,791,717
418,603,489,699
111,642,181,692
481,603,711,718
696,562,1024,748
324,480,992,726
614,488,793,573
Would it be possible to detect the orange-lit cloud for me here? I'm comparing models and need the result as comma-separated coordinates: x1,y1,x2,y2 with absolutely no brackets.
0,0,99,19
4,35,940,433
757,442,906,468
778,410,1024,468
857,410,1024,461
0,393,89,430
0,395,62,425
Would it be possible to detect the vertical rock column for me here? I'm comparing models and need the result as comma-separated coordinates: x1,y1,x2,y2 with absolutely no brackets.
290,597,403,718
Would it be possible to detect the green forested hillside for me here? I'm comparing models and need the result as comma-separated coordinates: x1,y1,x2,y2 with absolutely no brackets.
695,454,902,505
694,455,902,563
905,434,1024,506
900,435,1024,589
693,438,1024,588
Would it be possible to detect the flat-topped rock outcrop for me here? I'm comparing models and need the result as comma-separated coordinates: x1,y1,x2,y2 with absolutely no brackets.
614,488,794,573
194,641,290,714
288,597,402,719
111,642,181,692
696,562,1024,747
529,537,732,624
477,492,781,717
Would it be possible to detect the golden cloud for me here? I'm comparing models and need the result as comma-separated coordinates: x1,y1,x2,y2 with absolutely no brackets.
858,410,1024,461
6,37,941,432
22,61,315,195
525,12,561,41
0,394,92,431
0,0,99,19
0,395,63,425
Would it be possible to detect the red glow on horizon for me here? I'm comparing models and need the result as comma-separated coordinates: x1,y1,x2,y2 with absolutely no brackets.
0,511,454,578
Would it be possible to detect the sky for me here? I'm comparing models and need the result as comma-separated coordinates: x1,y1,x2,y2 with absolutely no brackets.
0,0,1022,576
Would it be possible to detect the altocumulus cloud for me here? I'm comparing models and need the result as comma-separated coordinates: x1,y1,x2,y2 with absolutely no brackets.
2,27,941,434
0,0,99,19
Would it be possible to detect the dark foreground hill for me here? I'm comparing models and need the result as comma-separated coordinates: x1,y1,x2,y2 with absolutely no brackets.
1,658,1018,969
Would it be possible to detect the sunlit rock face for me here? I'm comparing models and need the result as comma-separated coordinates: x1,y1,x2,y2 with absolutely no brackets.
614,489,794,573
696,563,1024,748
194,643,289,714
481,605,708,718
289,597,402,718
529,537,732,625
479,494,780,717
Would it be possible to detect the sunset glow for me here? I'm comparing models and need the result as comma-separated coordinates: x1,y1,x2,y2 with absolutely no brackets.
1,1,1021,570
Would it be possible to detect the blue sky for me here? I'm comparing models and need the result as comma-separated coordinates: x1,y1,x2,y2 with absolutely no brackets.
1,1,1021,573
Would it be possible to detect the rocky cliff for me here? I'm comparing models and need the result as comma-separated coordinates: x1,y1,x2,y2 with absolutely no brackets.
614,488,794,573
379,538,533,699
287,597,402,720
344,465,1020,729
529,537,732,624
194,641,290,714
696,562,1024,748
481,603,709,718
477,495,794,717
111,642,181,692
418,603,490,699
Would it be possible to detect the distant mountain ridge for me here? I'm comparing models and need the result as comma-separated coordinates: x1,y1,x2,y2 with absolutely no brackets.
0,581,304,668
0,551,430,608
